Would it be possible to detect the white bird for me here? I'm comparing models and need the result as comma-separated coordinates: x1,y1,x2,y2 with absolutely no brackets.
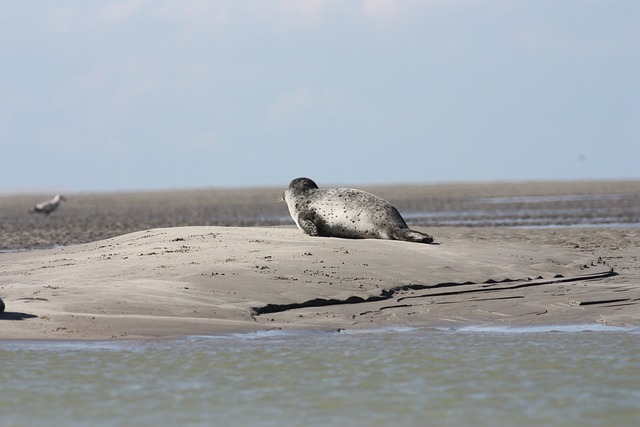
33,194,66,215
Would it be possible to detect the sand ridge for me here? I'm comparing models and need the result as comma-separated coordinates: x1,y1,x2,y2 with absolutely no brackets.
1,226,638,339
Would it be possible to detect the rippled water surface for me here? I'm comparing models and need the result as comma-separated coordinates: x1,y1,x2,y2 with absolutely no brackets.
1,327,639,427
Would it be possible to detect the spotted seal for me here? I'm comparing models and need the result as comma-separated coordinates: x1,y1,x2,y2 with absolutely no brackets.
283,177,435,244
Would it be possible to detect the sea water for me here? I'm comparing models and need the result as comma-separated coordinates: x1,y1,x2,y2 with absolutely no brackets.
1,326,639,427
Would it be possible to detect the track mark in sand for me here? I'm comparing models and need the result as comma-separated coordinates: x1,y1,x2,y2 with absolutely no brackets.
380,304,413,311
252,295,389,316
470,295,525,302
251,267,616,317
396,269,617,303
570,298,632,306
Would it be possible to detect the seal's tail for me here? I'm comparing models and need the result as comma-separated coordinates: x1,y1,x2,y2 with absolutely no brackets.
394,228,435,244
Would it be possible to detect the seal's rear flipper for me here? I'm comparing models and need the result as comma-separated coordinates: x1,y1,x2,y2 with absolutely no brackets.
394,229,435,244
297,213,320,237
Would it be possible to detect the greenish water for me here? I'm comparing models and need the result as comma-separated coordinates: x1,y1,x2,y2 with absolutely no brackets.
1,326,639,427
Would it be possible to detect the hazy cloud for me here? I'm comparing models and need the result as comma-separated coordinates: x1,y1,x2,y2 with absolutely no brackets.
96,0,147,24
265,87,315,128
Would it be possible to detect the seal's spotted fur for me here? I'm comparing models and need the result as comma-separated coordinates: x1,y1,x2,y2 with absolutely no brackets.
284,177,434,244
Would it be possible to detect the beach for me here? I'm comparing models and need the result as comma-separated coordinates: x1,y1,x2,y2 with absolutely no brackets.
1,180,639,339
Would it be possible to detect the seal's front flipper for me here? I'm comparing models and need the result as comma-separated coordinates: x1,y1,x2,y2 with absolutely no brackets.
297,213,319,236
394,228,435,244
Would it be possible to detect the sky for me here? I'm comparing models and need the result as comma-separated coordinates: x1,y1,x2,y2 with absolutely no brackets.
1,0,639,193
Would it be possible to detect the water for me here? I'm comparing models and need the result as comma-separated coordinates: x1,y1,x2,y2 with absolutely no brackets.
2,327,639,427
403,192,640,228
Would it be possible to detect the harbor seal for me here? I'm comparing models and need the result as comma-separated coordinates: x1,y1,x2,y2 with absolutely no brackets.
283,177,435,244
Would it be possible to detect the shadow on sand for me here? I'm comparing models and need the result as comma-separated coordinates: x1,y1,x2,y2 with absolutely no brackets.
0,312,38,321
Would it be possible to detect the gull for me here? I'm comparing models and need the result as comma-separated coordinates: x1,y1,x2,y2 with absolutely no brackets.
33,194,66,215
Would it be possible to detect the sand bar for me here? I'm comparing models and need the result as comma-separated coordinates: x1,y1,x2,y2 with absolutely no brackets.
1,225,638,339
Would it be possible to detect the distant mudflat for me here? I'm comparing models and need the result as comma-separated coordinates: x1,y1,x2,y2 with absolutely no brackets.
1,180,639,250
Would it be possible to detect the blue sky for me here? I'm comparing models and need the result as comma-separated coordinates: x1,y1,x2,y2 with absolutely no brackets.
1,0,639,193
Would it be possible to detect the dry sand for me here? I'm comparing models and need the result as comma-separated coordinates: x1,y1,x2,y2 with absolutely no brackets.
1,225,639,339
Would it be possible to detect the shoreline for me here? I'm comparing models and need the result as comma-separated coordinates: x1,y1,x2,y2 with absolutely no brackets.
2,323,639,346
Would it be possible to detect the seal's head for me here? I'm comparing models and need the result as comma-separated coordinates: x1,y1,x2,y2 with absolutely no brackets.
281,177,319,201
288,177,319,192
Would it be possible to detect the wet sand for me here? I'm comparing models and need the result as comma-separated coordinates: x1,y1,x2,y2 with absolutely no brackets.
1,180,639,339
